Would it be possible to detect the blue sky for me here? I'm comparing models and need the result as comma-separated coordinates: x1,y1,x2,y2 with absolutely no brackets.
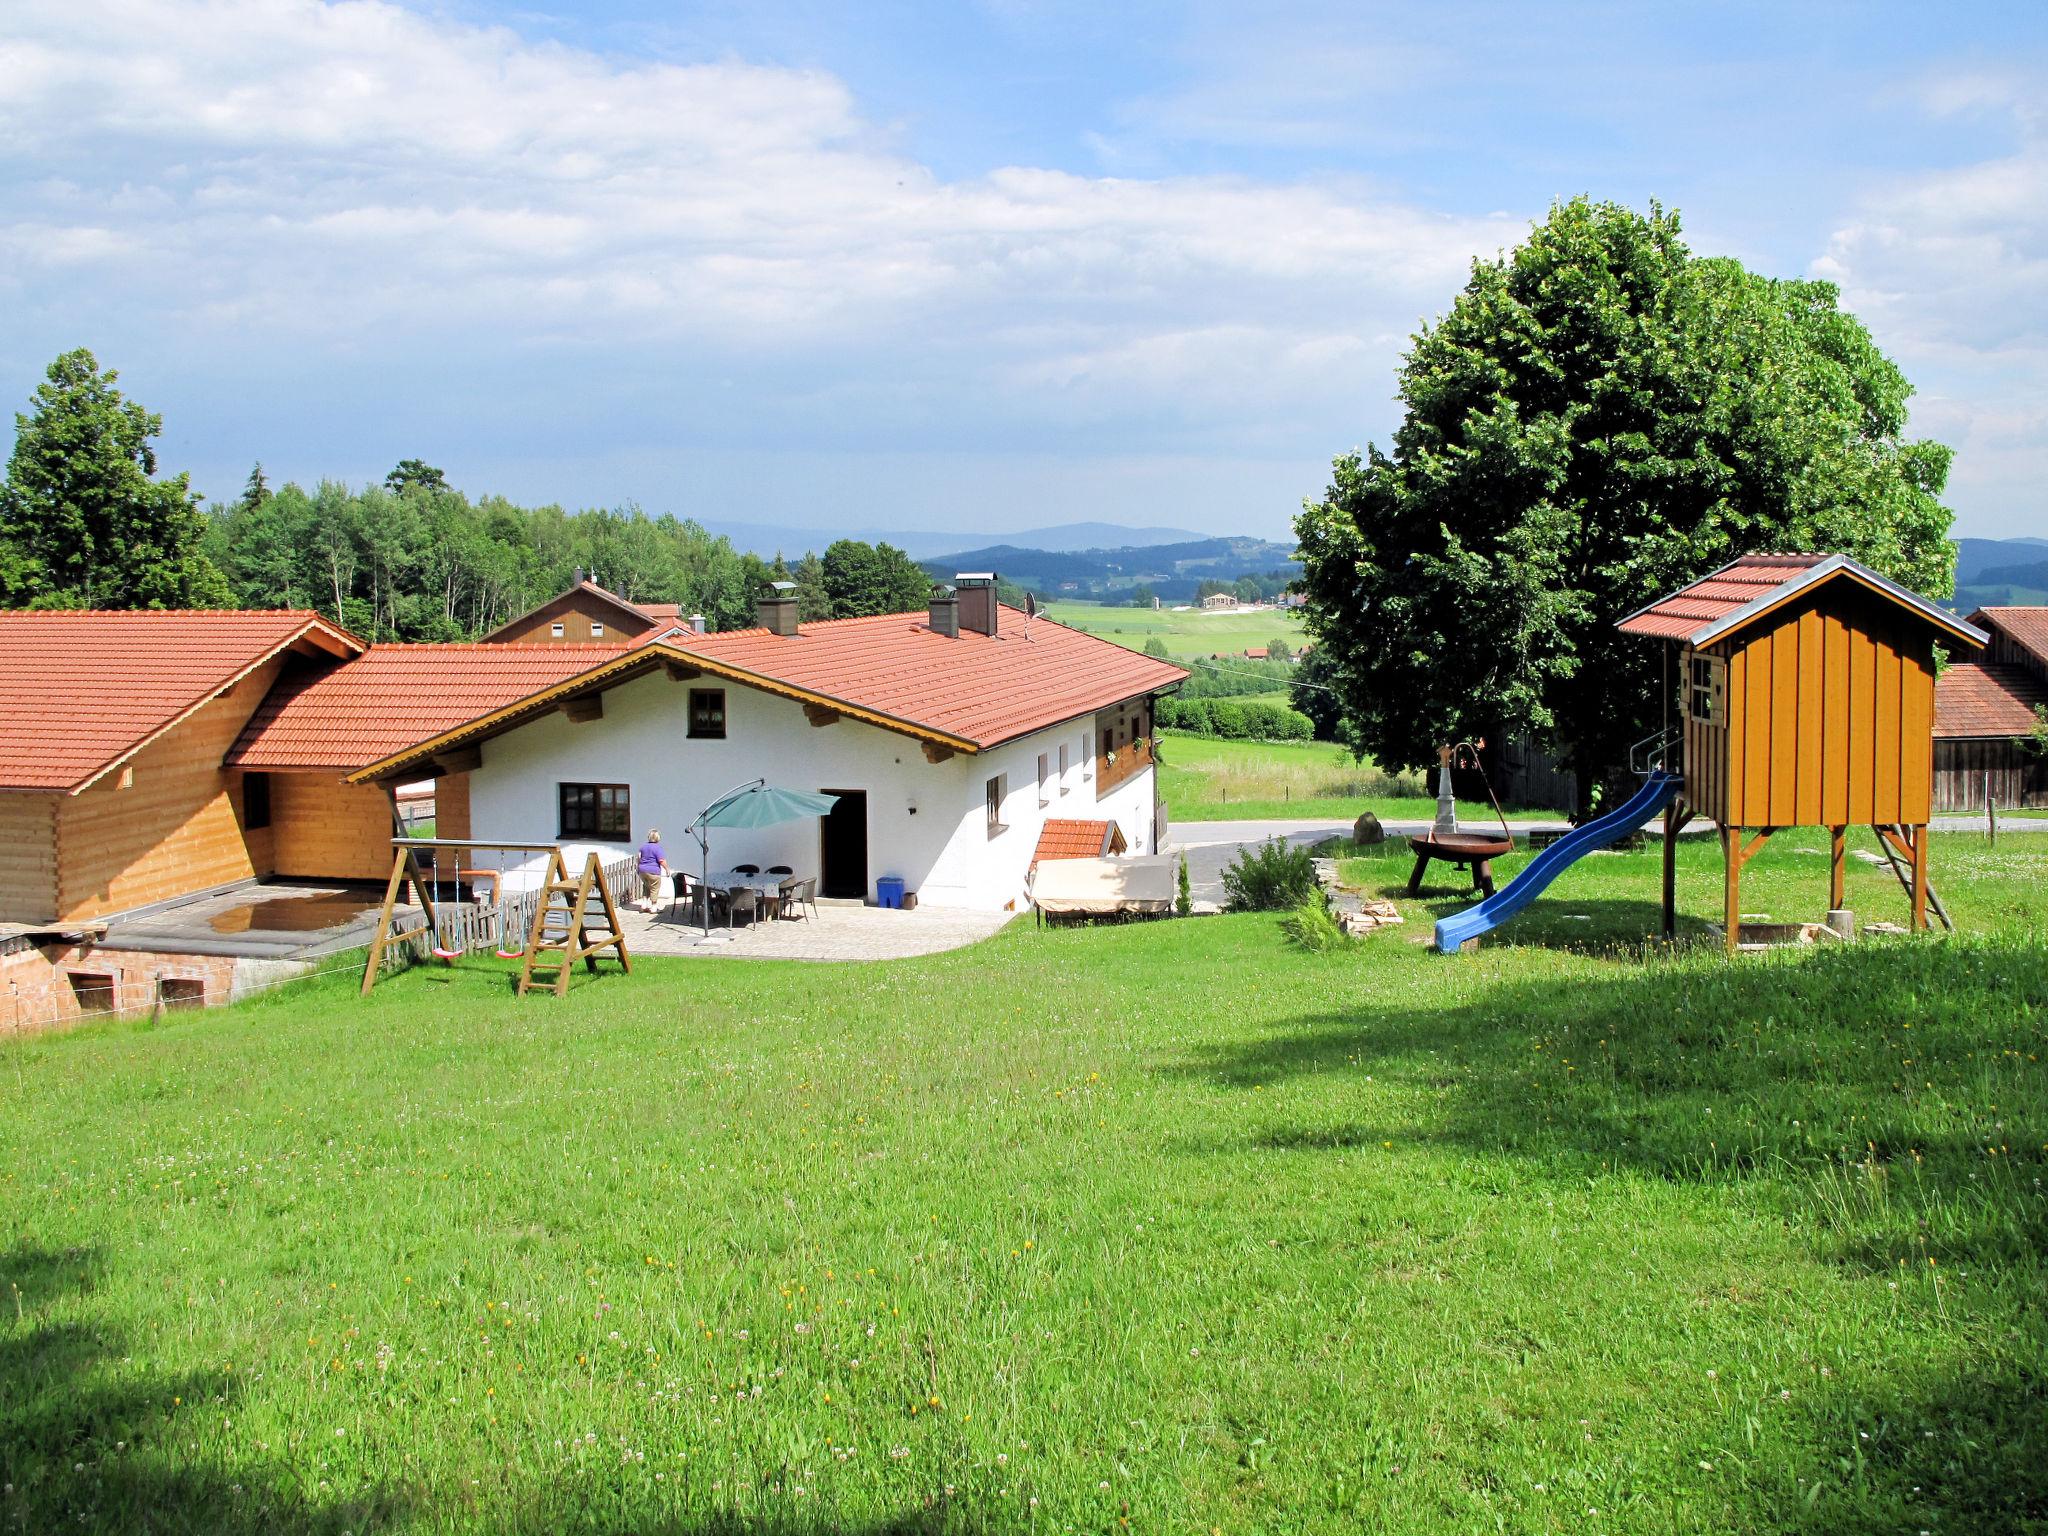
2,0,2043,541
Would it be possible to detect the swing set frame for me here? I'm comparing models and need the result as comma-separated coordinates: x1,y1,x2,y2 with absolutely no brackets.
359,838,629,997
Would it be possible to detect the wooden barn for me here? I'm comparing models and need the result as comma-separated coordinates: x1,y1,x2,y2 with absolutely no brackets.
1931,606,2048,811
480,577,691,646
1618,554,1988,951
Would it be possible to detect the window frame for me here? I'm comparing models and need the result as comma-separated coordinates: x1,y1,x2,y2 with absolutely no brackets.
1687,654,1727,726
550,621,566,638
985,773,1008,839
558,781,632,840
590,621,605,638
688,688,728,740
1037,752,1051,807
1058,742,1070,794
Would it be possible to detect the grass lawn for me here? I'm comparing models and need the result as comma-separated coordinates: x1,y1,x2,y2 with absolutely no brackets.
1159,729,1555,824
1043,601,1307,660
3,833,2044,1534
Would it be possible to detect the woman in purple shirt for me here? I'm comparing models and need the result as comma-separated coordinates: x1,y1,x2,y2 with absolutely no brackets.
634,830,670,911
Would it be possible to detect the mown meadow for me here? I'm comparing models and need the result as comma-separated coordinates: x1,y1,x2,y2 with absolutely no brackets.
2,832,2044,1534
1156,729,1553,824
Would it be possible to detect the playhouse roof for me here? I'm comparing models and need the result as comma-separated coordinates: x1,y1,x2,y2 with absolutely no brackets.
1933,660,2048,740
344,605,1188,782
1616,554,1987,650
0,609,363,793
230,643,633,770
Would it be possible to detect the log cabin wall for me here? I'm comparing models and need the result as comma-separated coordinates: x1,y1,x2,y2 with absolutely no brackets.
52,658,286,923
269,774,400,881
0,793,59,924
1709,584,1935,830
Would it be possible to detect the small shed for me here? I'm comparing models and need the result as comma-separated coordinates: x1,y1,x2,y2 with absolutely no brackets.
1618,554,1987,950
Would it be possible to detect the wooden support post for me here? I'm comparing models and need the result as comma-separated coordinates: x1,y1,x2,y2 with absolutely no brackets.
1722,825,1741,956
1829,826,1846,911
1909,822,1930,933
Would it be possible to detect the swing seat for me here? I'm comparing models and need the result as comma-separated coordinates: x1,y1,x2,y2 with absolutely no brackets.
431,943,464,961
493,945,525,960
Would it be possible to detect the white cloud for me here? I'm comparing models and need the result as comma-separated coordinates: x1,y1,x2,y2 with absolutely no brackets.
1813,76,2048,532
0,0,1511,433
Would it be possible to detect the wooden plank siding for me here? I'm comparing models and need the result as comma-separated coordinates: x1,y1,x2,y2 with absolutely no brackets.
1702,589,1937,831
270,774,398,881
0,793,59,923
487,593,647,645
1934,739,2048,810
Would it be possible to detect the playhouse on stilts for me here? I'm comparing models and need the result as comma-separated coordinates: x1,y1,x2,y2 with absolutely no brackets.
1617,553,1988,953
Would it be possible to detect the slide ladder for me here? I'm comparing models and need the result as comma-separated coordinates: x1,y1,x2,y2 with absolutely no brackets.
1433,770,1684,952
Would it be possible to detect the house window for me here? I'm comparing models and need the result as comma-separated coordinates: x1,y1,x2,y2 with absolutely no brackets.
1687,655,1726,726
559,782,631,839
1037,752,1051,807
986,774,1008,838
1058,743,1070,794
550,622,566,638
591,621,605,638
241,771,272,831
689,689,727,739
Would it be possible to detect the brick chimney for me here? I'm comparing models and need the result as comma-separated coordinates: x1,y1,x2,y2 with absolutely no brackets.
928,585,959,638
955,573,998,637
757,581,800,637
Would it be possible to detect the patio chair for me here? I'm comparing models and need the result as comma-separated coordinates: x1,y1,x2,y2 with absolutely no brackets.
673,873,725,927
779,876,818,922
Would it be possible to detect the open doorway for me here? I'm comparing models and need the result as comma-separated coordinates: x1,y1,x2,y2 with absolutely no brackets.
819,789,868,900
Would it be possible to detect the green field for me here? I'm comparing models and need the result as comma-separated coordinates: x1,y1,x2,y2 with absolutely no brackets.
3,833,2044,1533
1043,599,1308,660
1158,728,1553,823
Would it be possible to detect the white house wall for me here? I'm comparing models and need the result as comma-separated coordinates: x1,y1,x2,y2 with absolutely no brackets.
463,669,1159,912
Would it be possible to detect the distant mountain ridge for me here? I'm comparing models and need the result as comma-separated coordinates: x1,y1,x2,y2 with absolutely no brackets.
695,518,1208,561
919,535,1298,602
1955,535,2048,612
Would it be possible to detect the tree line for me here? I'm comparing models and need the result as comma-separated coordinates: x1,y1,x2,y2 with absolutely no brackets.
0,350,938,636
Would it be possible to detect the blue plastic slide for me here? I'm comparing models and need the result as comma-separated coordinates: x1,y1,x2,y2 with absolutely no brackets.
1433,770,1685,952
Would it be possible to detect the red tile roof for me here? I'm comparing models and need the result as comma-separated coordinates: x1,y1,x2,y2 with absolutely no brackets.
230,644,631,770
1615,554,1831,640
1971,607,2048,671
1032,818,1126,864
1934,661,2048,739
667,606,1188,751
0,609,360,792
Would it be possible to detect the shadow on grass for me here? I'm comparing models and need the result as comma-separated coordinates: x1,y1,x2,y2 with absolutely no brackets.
0,1245,403,1536
1164,936,2048,1266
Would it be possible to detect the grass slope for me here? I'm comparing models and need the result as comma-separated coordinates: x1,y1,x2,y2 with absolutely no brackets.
1042,601,1307,660
2,834,2044,1534
1158,730,1551,824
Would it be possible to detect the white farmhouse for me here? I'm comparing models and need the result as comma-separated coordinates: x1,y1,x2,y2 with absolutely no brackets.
347,578,1188,911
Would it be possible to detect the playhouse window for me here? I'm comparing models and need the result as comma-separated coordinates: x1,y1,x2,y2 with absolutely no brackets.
559,782,631,839
1687,655,1726,726
688,689,727,739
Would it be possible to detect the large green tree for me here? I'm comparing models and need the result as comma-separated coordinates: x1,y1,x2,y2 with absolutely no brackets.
0,349,231,609
1294,198,1955,811
819,539,932,618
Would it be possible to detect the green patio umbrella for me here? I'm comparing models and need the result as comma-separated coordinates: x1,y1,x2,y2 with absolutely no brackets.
685,779,841,934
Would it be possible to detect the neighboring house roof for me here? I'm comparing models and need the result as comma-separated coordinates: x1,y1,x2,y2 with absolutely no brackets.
479,580,672,642
230,643,632,770
1933,660,2048,739
1969,606,2048,672
1617,553,1987,649
1032,818,1128,865
0,609,362,793
346,606,1189,781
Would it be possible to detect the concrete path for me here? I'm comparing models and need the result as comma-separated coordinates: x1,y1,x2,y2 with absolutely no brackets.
615,900,1009,962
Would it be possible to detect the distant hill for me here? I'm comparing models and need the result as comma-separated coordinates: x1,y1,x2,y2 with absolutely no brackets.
696,519,1209,561
1954,536,2048,613
920,535,1298,603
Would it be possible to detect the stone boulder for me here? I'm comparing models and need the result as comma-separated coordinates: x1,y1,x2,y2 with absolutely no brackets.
1352,811,1386,846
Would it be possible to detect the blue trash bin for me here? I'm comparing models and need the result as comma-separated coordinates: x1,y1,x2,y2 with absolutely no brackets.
876,876,905,909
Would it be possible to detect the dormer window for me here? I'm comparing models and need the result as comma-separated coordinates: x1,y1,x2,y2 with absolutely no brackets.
550,622,565,638
591,622,605,638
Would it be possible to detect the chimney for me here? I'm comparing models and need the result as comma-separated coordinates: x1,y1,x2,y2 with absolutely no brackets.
756,581,800,637
955,573,998,637
688,613,706,635
927,585,959,638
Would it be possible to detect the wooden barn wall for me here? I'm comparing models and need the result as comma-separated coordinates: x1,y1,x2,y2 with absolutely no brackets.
1720,588,1935,829
52,659,284,922
0,793,59,924
1933,740,2048,811
270,774,397,881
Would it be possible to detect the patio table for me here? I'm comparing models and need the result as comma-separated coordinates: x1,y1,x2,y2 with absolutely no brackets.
705,871,794,927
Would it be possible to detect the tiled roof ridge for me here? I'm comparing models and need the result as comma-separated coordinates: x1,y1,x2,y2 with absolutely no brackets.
685,603,1059,643
0,605,336,619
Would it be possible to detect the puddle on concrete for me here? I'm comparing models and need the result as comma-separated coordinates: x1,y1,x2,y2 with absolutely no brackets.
209,893,379,935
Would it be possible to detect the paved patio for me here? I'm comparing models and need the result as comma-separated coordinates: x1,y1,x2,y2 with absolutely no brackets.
613,900,1011,961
